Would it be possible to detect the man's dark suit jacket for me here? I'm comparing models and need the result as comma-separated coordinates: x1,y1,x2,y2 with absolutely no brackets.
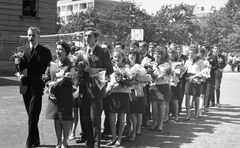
80,44,113,99
19,44,52,94
208,53,219,78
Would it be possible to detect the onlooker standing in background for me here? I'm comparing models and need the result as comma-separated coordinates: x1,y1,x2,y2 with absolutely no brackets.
212,47,226,106
184,45,204,120
148,42,157,57
139,41,155,127
147,46,171,131
176,45,188,113
204,45,218,111
236,55,240,72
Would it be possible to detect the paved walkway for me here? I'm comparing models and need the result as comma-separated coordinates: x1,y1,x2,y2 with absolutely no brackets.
0,72,240,148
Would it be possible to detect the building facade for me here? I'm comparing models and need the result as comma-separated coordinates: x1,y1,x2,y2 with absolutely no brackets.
57,0,120,23
0,0,58,61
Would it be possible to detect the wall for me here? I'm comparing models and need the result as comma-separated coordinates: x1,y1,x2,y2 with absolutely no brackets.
0,0,58,60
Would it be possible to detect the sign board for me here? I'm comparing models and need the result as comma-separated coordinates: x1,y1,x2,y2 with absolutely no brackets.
131,29,144,41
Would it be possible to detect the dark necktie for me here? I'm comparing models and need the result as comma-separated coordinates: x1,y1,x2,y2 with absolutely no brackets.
31,46,34,55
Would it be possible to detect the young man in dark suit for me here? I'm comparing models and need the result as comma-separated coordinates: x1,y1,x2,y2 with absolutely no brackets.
16,26,52,148
203,45,219,111
212,47,226,106
78,28,113,148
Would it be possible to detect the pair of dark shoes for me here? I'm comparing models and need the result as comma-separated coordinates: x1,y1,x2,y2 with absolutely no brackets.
25,146,34,148
163,119,169,123
136,132,141,136
123,136,135,142
210,104,215,107
203,108,209,112
149,125,158,131
185,116,190,121
106,140,121,147
76,137,87,143
101,132,110,139
25,142,40,148
87,145,94,148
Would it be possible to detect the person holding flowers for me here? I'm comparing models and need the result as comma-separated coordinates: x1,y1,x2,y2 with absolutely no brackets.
124,41,149,142
184,45,205,120
169,48,184,122
198,47,211,117
42,40,74,148
15,26,52,148
76,28,113,148
145,46,171,132
105,49,133,147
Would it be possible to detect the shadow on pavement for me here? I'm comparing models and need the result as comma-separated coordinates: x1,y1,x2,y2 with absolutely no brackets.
102,104,240,148
0,77,20,86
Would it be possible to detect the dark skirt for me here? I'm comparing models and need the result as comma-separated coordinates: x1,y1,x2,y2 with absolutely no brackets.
170,85,180,101
129,90,146,114
45,78,73,121
200,81,207,95
109,93,130,114
149,84,170,102
185,81,201,97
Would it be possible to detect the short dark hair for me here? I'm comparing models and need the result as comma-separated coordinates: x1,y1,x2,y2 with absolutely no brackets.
140,41,148,48
85,27,100,39
199,47,206,57
154,46,169,62
56,40,71,55
189,45,199,54
130,41,139,48
115,41,125,49
149,42,157,48
126,50,141,64
169,48,178,62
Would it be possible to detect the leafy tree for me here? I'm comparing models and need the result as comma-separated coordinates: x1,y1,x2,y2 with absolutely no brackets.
57,12,64,33
58,8,100,33
153,3,196,45
99,1,152,42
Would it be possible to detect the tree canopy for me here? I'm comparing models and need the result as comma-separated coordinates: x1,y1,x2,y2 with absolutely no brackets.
58,0,240,52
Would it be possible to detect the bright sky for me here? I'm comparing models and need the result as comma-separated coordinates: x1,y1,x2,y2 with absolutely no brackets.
133,0,229,13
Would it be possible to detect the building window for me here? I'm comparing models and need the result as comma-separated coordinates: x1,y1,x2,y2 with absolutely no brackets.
22,0,38,17
80,3,87,9
67,5,73,11
62,6,66,11
74,4,78,10
88,2,93,8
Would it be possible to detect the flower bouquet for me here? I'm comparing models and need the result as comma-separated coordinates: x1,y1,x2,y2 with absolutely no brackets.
114,68,137,87
106,67,138,96
171,62,184,77
130,64,152,82
187,75,202,84
45,63,72,100
163,64,174,76
10,47,24,80
144,62,155,75
71,51,88,85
